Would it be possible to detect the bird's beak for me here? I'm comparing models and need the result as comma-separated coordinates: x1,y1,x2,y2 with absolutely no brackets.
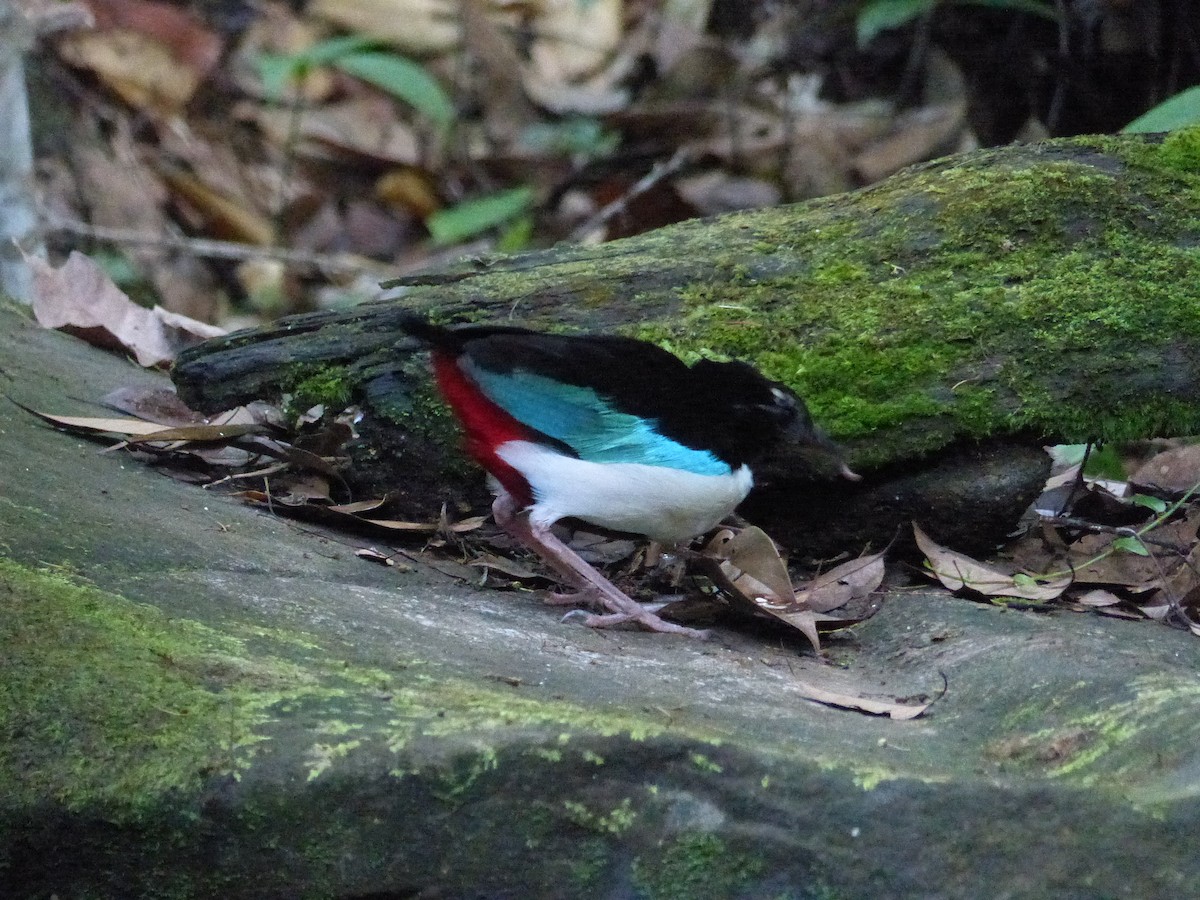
784,418,862,482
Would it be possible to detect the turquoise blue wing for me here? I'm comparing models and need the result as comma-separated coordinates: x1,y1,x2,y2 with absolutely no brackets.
465,362,730,476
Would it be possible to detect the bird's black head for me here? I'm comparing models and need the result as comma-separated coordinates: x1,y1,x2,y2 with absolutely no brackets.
684,359,857,479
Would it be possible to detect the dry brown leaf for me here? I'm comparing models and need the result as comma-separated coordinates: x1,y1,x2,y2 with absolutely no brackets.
704,526,794,603
309,0,467,56
125,423,267,443
362,516,486,534
698,526,869,653
247,98,421,167
794,681,930,720
101,385,203,426
29,251,224,368
468,553,545,581
528,0,622,85
1068,532,1165,587
1076,588,1124,608
796,550,887,613
58,0,221,117
329,498,390,515
277,473,333,504
914,523,1072,601
763,608,822,655
853,101,968,183
462,0,538,143
19,408,184,437
57,29,199,117
81,0,222,73
355,547,398,566
159,168,276,246
1130,444,1200,493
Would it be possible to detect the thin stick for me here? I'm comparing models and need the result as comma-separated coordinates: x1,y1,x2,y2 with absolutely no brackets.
568,147,692,242
46,218,397,278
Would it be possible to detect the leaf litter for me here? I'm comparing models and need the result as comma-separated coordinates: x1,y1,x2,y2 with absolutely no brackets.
916,443,1200,634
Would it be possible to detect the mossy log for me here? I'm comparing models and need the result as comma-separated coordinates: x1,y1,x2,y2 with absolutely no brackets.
173,131,1200,555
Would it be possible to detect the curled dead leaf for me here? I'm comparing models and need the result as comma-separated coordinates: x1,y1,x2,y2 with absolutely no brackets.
796,550,886,613
794,681,931,720
914,523,1072,601
29,251,223,368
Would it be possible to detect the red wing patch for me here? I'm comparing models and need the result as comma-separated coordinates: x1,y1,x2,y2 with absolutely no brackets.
432,350,534,506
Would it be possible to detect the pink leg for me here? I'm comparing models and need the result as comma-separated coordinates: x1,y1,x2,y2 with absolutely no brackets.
492,493,708,638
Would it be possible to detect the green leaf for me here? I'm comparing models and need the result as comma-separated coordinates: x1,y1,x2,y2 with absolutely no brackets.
426,186,535,246
256,54,299,100
1123,86,1200,133
292,35,378,68
1130,494,1168,514
1112,536,1150,556
856,0,936,47
519,118,620,159
255,36,379,99
334,51,455,124
495,214,534,253
1082,444,1126,481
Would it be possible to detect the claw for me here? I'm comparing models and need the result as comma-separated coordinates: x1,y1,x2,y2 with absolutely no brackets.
493,492,710,639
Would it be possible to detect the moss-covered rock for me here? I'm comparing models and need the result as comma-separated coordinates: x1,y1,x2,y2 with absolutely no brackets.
170,134,1200,551
7,297,1200,896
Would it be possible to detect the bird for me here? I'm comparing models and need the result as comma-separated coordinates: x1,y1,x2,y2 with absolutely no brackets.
401,315,855,637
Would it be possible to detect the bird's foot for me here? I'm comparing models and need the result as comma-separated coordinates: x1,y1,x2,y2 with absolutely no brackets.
562,608,710,639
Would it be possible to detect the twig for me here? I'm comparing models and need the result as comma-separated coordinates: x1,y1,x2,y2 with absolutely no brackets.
46,218,398,278
1041,516,1192,554
568,147,692,242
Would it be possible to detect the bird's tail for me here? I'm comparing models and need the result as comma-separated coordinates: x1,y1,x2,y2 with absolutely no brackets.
398,313,458,349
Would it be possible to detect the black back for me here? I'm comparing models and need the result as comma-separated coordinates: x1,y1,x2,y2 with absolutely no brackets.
401,315,824,468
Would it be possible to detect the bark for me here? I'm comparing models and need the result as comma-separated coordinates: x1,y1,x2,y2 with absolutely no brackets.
173,132,1200,553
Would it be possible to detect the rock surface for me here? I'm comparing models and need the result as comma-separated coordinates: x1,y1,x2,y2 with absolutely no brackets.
4,299,1200,898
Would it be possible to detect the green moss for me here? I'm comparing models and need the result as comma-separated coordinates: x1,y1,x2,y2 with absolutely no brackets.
562,797,636,835
0,558,723,823
565,838,612,890
1132,125,1200,176
991,674,1200,801
633,137,1200,466
632,832,766,900
689,752,723,774
1160,127,1200,173
0,559,288,814
284,364,353,413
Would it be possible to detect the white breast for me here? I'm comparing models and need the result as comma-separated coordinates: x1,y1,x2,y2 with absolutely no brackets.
496,440,754,543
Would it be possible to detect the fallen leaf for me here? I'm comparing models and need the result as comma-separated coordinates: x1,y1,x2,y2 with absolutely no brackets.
468,553,546,581
1130,444,1200,493
355,547,398,566
101,385,203,426
796,550,887,613
362,516,485,533
329,498,389,515
309,0,467,56
794,681,931,720
914,523,1072,601
125,423,268,443
704,526,794,603
29,251,224,368
697,526,867,653
57,28,205,117
1076,588,1123,607
81,0,222,75
17,407,184,437
159,167,276,245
